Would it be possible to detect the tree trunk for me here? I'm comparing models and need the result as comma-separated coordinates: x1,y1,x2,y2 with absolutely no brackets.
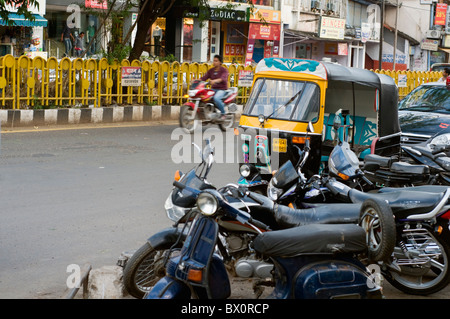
128,15,155,61
127,0,176,61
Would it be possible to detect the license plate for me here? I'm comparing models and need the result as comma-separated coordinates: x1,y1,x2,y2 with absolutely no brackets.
272,138,287,153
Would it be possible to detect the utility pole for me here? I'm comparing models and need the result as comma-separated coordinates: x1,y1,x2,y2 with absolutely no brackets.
378,0,385,70
393,0,399,70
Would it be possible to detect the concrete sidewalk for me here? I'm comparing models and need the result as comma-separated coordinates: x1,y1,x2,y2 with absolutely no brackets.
0,105,244,128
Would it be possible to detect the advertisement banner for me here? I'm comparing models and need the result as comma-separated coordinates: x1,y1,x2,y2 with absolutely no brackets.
247,8,281,24
248,23,281,41
435,3,447,26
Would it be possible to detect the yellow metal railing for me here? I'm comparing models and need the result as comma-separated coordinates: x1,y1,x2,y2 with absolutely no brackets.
0,54,442,109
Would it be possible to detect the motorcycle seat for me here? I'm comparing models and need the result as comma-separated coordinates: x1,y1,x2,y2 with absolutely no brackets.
348,188,444,219
273,203,361,229
253,223,367,257
378,185,450,194
390,162,429,175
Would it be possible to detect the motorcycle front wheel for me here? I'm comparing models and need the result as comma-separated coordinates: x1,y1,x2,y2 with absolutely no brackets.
122,243,168,299
179,105,198,134
385,227,450,295
219,113,235,131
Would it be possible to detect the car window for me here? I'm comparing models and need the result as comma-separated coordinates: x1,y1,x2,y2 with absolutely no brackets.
398,85,450,114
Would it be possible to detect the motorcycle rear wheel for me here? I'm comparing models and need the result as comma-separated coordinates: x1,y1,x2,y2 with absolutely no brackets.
122,243,168,299
359,198,396,262
179,105,198,134
385,228,450,295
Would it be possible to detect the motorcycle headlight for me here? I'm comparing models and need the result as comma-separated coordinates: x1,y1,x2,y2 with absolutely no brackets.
165,195,189,222
196,192,218,216
239,164,251,178
430,133,450,146
267,179,282,201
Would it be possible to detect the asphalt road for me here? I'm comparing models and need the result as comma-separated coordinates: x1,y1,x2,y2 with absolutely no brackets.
1,121,449,299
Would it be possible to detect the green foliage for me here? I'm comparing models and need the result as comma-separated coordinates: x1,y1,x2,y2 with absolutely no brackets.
102,43,132,64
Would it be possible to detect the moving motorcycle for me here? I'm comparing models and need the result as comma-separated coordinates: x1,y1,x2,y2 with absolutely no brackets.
145,182,383,299
179,80,238,133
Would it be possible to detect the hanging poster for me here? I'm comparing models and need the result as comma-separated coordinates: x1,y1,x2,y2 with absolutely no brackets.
435,3,447,26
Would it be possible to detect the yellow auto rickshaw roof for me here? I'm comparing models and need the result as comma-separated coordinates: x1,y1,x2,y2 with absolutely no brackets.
255,58,327,80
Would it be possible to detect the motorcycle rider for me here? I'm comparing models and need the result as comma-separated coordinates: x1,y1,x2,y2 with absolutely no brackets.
201,55,229,120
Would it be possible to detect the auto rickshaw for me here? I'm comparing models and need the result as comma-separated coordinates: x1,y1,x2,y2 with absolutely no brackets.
236,57,401,190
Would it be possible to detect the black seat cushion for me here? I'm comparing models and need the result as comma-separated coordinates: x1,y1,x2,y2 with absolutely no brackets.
253,224,367,257
274,203,362,229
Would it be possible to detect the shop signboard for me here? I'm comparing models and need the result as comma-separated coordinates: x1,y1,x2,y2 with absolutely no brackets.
238,70,254,87
319,17,346,40
121,67,142,87
247,8,281,24
420,39,439,51
85,0,108,9
248,23,281,41
446,8,450,34
435,3,447,26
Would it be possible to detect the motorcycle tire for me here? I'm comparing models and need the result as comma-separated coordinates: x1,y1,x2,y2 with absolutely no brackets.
359,198,396,263
385,228,450,295
219,113,235,132
179,105,198,134
122,242,169,299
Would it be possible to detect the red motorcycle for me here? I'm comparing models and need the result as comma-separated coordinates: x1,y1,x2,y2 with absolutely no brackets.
179,80,238,133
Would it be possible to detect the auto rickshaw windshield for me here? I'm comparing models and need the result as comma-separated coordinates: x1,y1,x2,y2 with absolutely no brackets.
243,78,321,122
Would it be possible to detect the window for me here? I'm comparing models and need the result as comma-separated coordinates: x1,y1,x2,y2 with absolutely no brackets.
244,78,321,122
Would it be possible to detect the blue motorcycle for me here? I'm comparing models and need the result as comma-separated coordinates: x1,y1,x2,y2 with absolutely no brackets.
145,182,384,299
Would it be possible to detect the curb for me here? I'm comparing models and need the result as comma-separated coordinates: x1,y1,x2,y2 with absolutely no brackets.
0,105,244,128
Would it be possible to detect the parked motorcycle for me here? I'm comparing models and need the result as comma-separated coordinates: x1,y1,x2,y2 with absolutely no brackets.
145,182,383,299
122,139,391,298
364,132,450,187
179,80,238,133
267,119,450,295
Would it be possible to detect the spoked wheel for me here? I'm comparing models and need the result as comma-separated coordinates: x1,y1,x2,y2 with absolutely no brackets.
122,243,168,298
219,113,235,131
385,227,450,295
359,198,396,262
179,105,198,134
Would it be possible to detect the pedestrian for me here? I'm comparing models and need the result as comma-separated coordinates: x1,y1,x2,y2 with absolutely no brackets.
200,55,229,120
61,23,74,57
74,32,85,57
438,67,450,82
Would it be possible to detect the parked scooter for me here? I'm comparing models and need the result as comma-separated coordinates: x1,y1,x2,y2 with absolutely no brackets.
179,80,238,133
145,182,383,299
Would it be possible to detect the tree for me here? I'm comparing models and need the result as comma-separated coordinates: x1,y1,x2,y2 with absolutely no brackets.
0,0,40,25
127,0,248,61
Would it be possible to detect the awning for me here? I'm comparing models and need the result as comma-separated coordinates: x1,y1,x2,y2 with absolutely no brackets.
439,47,450,54
0,13,48,27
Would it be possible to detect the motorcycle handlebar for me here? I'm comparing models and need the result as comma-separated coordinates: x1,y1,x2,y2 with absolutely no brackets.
432,144,450,154
173,181,186,190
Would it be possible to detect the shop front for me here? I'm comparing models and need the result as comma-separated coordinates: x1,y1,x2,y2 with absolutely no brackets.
245,8,281,66
0,0,47,57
